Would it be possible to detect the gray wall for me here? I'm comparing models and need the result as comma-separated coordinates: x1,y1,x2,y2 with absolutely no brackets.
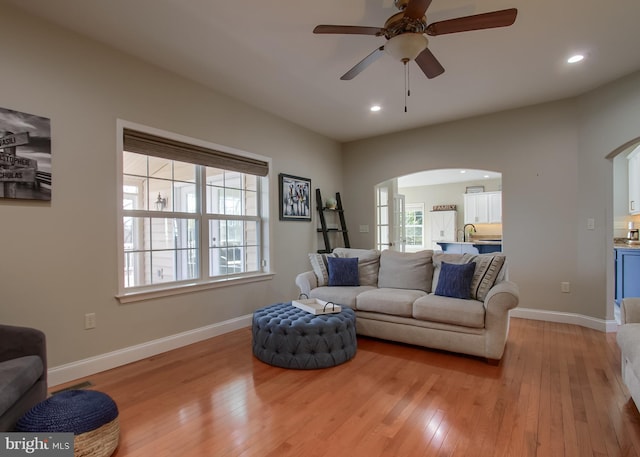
0,5,341,367
342,71,640,321
3,3,639,372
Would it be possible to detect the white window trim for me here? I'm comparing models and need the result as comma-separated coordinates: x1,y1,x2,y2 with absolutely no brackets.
116,119,273,303
405,203,425,251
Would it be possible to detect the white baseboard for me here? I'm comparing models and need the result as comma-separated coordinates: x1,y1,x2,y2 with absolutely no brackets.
48,309,617,387
48,314,253,387
510,307,619,333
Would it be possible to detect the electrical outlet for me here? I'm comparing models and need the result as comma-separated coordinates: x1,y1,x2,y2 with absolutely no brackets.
561,282,570,293
85,313,96,329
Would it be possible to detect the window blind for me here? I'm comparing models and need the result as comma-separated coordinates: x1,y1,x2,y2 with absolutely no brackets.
123,128,269,177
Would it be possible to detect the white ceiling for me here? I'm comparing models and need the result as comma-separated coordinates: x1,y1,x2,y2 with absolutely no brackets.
398,168,501,187
5,0,640,142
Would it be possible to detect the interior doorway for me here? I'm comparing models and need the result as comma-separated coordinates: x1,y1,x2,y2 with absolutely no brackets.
610,138,640,323
375,168,502,253
375,179,405,251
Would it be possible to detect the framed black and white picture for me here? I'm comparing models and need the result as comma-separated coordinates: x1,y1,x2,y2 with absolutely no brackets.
0,107,51,201
279,173,311,221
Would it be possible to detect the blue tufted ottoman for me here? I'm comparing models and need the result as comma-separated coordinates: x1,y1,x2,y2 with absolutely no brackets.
16,389,119,457
252,302,357,369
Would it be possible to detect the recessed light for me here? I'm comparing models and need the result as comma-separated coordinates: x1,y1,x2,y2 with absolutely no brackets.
460,170,467,174
567,54,584,64
484,175,490,178
370,105,381,112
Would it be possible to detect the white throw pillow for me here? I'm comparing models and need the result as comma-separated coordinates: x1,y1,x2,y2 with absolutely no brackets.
308,252,335,287
463,254,506,301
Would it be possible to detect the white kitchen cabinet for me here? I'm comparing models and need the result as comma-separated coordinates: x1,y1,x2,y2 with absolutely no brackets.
464,193,488,224
629,150,640,214
488,192,502,223
430,210,457,249
464,191,501,224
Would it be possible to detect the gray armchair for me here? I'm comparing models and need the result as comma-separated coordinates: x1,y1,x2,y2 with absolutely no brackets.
0,324,47,431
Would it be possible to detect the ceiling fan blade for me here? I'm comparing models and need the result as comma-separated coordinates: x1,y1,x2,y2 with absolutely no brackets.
403,0,433,19
415,48,445,79
340,46,385,80
313,25,383,36
426,8,517,36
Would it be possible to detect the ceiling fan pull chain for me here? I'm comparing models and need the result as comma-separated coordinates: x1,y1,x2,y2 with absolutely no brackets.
404,60,408,112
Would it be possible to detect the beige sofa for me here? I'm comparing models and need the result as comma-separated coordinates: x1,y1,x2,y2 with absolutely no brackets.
296,248,519,363
616,298,640,408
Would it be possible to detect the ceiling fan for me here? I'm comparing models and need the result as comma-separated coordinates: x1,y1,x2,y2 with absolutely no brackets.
313,0,518,81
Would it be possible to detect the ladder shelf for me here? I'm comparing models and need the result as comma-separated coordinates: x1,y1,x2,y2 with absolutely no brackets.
316,188,350,254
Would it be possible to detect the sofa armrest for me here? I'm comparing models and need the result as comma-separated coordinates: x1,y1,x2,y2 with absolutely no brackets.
0,325,47,379
295,271,318,297
621,298,640,324
484,280,520,314
483,280,519,360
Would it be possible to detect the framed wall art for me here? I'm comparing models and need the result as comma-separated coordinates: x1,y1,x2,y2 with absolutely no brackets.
465,185,484,194
0,107,51,201
279,173,311,221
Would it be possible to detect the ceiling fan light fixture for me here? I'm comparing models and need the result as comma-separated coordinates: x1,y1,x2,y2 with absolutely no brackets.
385,33,428,62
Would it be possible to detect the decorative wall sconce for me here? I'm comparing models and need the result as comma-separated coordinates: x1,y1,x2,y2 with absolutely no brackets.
155,192,167,211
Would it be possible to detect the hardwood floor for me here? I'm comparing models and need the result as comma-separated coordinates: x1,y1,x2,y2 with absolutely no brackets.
54,318,640,456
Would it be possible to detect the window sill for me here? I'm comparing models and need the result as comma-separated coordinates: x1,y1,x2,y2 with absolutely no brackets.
116,272,275,304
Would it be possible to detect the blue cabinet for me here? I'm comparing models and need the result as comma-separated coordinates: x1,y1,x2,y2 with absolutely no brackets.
615,248,640,305
436,242,477,254
475,244,502,254
436,242,502,254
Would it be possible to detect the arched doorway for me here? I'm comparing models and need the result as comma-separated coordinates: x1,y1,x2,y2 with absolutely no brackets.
609,137,640,322
375,168,502,252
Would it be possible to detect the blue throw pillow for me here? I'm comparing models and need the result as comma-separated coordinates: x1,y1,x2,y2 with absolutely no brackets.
327,257,360,287
434,261,476,299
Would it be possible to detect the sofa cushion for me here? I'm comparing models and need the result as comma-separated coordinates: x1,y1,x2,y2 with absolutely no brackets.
0,355,43,416
463,254,506,301
432,253,506,301
432,253,467,291
434,261,476,299
327,257,360,286
377,250,434,292
310,286,376,308
356,288,427,317
333,248,381,287
413,294,486,328
308,252,335,287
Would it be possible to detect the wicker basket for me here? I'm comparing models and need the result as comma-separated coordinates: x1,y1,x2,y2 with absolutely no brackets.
16,389,120,457
75,416,120,457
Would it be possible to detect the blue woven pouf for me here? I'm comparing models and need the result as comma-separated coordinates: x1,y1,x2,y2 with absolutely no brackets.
16,390,119,457
252,302,357,369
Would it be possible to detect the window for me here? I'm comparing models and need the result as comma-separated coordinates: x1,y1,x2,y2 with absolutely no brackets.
404,204,424,252
118,124,270,300
376,186,389,252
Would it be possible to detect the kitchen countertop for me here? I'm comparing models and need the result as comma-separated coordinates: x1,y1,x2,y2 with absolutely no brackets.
438,239,502,245
615,238,640,249
436,240,502,254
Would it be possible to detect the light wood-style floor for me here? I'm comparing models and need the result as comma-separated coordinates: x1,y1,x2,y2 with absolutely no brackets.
55,318,640,457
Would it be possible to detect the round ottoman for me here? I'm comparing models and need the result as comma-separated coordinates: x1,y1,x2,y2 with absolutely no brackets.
16,390,119,457
252,302,357,369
